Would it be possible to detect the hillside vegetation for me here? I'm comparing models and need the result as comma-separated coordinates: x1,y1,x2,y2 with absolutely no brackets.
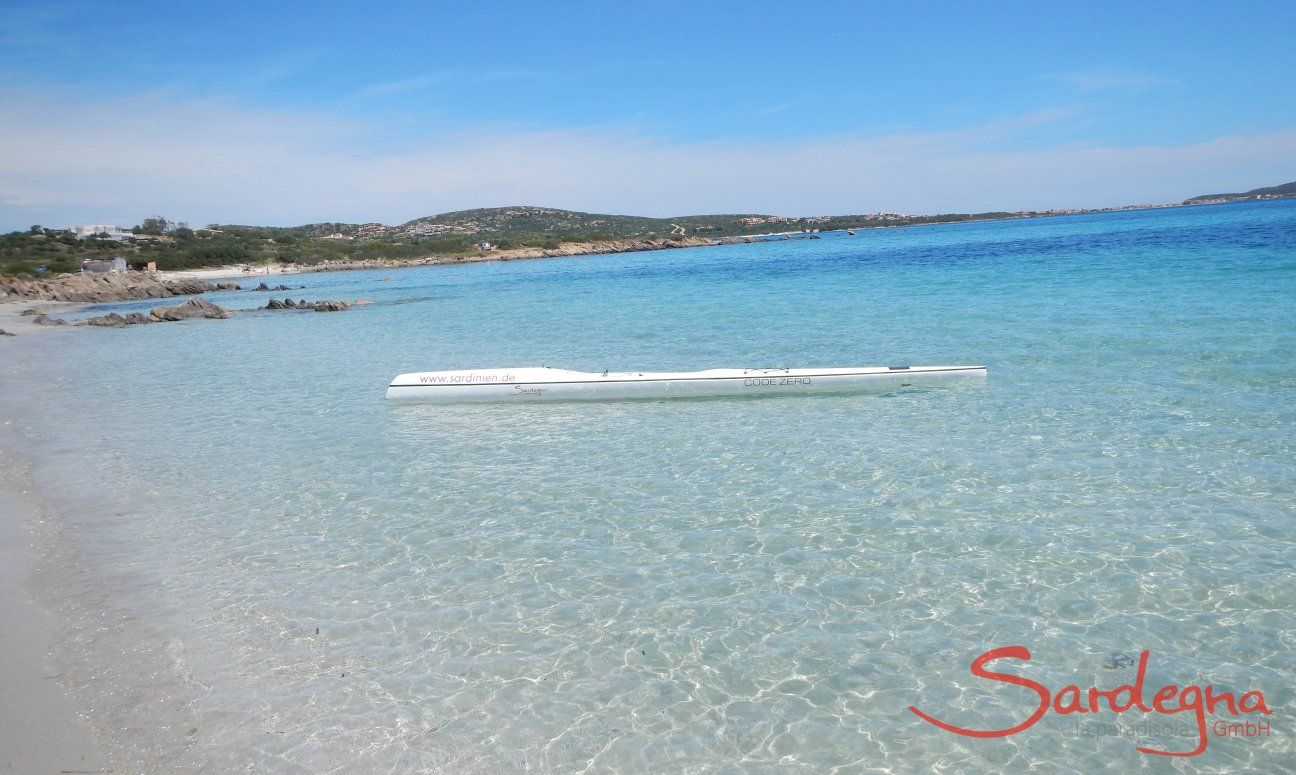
296,206,1019,241
1183,180,1296,204
4,205,1019,276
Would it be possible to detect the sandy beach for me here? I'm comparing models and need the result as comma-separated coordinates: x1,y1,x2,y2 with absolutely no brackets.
0,423,106,773
0,501,105,774
0,301,85,334
2,236,760,309
155,264,301,281
149,235,732,283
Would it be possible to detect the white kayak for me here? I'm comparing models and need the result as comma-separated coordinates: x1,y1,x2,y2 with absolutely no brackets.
385,364,985,403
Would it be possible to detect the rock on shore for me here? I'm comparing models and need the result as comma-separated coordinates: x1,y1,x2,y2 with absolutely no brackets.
84,312,152,327
0,272,223,303
80,297,231,327
150,297,229,321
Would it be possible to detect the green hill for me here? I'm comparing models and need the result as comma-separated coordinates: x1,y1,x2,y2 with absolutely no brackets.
0,205,1054,275
1184,180,1296,204
283,205,1018,241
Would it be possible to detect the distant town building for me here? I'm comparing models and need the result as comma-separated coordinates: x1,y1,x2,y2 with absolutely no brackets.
82,256,128,273
70,224,133,240
406,222,466,237
353,222,390,239
476,241,494,250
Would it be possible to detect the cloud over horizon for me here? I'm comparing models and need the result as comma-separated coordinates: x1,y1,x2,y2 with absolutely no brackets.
2,85,1295,232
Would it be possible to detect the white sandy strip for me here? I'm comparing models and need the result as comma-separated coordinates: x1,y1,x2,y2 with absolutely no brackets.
1,328,108,769
0,457,107,772
0,300,87,335
154,264,301,281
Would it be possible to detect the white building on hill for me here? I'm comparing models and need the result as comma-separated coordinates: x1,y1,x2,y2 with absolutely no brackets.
81,257,128,273
70,224,133,240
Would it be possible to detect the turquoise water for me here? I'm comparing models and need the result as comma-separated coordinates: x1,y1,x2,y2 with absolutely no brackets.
4,201,1294,771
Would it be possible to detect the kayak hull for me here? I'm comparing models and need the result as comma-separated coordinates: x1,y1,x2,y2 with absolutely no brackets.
385,365,985,403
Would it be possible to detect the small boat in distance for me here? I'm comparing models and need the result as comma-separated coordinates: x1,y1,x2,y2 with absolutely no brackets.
385,365,986,403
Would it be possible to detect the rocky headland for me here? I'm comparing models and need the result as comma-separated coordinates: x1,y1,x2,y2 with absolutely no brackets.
0,272,234,303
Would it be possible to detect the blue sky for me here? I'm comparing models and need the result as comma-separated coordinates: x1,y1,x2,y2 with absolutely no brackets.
2,0,1294,230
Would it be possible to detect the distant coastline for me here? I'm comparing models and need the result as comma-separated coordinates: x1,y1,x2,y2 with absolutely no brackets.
4,180,1292,281
3,195,1294,316
0,209,1177,306
1182,179,1296,205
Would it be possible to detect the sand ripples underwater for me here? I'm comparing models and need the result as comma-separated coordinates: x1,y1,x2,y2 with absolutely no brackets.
5,200,1294,771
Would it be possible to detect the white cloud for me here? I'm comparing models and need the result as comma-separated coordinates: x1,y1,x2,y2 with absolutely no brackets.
356,68,554,98
1045,69,1178,93
1,84,1294,231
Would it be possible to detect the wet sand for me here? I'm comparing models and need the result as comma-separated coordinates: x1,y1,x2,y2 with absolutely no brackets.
1,324,108,770
0,300,85,334
0,484,107,772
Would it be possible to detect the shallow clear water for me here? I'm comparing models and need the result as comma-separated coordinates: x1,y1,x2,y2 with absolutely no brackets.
4,201,1295,772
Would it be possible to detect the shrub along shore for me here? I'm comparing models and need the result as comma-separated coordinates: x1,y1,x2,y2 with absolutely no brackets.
1,235,750,302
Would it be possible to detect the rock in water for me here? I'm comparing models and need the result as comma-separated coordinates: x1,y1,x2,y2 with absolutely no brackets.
19,308,39,316
83,311,158,326
84,313,128,327
263,298,349,312
0,328,14,336
163,279,220,297
150,296,229,321
32,314,68,326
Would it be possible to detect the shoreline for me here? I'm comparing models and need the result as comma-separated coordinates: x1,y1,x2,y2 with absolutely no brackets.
3,198,1287,295
0,349,109,772
0,300,88,334
148,201,1274,283
8,202,1253,300
0,336,203,771
4,236,737,303
0,487,107,773
158,234,740,282
0,214,1091,308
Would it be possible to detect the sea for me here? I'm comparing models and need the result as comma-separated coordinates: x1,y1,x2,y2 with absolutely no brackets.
2,200,1293,772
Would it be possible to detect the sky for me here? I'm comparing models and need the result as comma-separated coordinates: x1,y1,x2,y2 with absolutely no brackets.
1,0,1295,231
